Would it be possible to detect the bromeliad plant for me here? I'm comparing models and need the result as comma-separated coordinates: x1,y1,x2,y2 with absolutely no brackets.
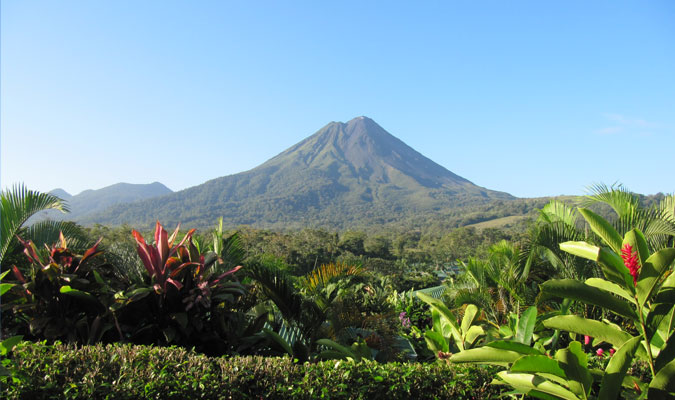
131,222,198,296
115,221,246,354
1,234,120,343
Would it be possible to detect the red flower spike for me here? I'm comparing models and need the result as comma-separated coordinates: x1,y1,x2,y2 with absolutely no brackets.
621,244,641,287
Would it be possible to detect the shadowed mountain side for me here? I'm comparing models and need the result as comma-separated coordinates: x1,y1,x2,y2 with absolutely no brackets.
32,182,173,223
78,117,514,230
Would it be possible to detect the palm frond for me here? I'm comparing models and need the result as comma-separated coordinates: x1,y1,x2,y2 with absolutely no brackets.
247,260,305,323
24,220,89,250
538,200,579,227
301,262,363,291
660,194,675,222
583,183,639,219
1,184,69,265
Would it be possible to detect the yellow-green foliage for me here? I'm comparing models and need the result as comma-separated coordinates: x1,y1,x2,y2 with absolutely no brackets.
302,262,363,291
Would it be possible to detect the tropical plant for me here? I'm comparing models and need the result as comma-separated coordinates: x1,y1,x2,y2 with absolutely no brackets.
539,219,675,397
521,186,675,285
583,184,675,251
445,241,533,326
0,184,87,267
448,203,675,398
416,292,485,357
1,234,120,343
316,337,374,362
521,199,596,282
249,259,410,361
114,221,246,354
0,335,23,385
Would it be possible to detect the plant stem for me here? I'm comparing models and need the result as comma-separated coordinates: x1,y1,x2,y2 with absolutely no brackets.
637,300,656,377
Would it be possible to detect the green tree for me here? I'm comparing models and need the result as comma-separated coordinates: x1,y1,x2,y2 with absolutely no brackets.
339,231,366,255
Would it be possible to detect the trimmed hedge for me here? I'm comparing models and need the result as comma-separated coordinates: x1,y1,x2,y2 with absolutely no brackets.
4,342,502,399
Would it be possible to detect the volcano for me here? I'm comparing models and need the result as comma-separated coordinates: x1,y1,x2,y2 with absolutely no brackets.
80,117,513,230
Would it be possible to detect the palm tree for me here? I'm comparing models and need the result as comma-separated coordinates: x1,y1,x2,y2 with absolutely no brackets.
520,199,597,282
447,241,532,326
583,183,675,251
1,184,85,267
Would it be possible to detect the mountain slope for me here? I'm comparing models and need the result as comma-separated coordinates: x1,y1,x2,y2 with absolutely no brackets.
80,117,514,230
34,182,173,222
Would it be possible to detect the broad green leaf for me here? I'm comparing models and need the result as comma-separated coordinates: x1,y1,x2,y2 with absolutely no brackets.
588,368,603,382
431,309,442,334
496,371,580,400
598,336,641,400
559,241,600,262
92,270,105,285
424,330,449,353
500,325,514,339
648,358,675,397
418,292,462,347
351,340,371,360
578,208,623,253
0,335,23,356
655,290,675,305
170,312,188,329
126,287,153,302
511,355,567,379
542,316,633,348
486,340,545,355
655,331,675,372
450,346,526,366
646,303,674,345
556,342,592,399
560,241,632,289
516,306,537,346
528,390,566,400
437,311,454,340
263,328,293,356
316,338,359,361
541,280,637,321
59,285,98,303
637,248,675,308
464,325,485,348
584,278,635,304
660,271,675,289
0,282,15,296
655,272,675,304
461,304,479,334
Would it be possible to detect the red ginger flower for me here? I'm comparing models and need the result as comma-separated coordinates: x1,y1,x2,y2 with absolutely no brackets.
621,244,640,286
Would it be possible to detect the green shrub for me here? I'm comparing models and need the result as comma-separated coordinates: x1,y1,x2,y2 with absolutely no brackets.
4,341,501,399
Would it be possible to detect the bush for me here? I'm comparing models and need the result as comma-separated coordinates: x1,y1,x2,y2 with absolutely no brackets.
5,341,502,399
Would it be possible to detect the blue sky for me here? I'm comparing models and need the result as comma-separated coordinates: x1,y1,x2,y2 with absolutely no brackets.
2,1,674,198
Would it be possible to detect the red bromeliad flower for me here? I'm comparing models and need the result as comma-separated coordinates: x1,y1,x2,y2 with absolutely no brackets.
621,243,641,286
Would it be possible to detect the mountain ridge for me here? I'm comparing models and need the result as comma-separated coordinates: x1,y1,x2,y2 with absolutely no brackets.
33,182,173,223
78,117,515,230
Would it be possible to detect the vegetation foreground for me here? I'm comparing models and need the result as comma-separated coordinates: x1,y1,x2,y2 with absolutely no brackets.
1,184,675,399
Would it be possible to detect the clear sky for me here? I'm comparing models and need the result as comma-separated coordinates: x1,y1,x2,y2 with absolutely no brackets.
2,1,674,198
